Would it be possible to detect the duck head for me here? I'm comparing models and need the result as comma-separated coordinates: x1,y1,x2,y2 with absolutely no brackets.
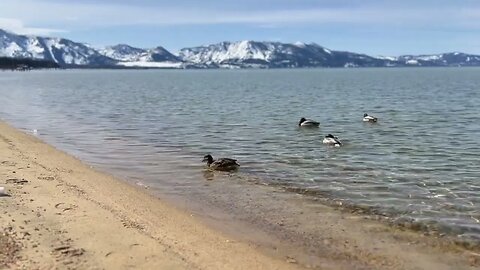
364,113,368,117
326,134,335,138
202,154,214,165
299,117,307,126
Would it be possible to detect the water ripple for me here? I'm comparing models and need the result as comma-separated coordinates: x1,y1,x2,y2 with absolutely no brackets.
0,68,479,243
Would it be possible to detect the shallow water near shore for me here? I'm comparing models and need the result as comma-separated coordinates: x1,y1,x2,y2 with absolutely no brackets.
0,68,479,245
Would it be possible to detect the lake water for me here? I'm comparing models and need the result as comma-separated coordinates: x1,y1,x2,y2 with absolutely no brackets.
0,68,479,244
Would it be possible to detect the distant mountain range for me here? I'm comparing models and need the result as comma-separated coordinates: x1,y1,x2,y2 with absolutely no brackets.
2,28,480,69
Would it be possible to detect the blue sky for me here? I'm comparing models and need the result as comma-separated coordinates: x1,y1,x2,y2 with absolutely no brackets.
1,0,480,55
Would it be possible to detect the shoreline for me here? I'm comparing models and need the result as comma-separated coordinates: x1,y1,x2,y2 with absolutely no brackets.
0,121,300,269
0,120,478,269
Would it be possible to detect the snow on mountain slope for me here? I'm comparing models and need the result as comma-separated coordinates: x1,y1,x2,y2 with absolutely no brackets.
98,44,181,66
117,61,183,68
180,41,323,67
179,40,386,68
396,52,480,66
1,29,182,68
145,46,180,62
179,41,274,64
0,29,115,66
98,44,145,62
376,55,398,61
0,29,45,59
3,28,480,69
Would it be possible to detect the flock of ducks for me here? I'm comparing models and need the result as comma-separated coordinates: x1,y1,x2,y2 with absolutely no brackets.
203,113,378,171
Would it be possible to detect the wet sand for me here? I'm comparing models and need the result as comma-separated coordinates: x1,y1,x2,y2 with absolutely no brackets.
0,120,478,269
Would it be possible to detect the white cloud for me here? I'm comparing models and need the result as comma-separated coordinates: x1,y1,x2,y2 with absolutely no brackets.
0,18,66,35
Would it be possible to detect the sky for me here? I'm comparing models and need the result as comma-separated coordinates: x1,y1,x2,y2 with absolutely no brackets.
1,0,480,56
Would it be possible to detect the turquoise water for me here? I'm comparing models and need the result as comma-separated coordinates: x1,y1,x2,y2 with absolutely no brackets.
0,68,479,242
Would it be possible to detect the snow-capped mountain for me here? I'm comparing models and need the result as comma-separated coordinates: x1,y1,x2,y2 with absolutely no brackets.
179,40,390,68
179,41,276,67
2,28,480,69
98,44,183,68
97,44,181,68
0,29,115,67
0,29,184,68
98,44,145,62
395,52,480,66
98,44,180,62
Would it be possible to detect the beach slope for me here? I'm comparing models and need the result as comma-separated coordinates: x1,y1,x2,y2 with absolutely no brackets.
0,121,300,269
0,120,478,269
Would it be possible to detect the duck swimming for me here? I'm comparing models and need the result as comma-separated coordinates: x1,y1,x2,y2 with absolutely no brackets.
363,113,378,122
299,117,320,127
323,134,342,147
202,154,240,171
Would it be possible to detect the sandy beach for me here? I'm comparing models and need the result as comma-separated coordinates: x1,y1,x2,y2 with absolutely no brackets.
0,120,478,269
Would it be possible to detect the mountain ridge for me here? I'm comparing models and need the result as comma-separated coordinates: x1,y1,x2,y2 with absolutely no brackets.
2,28,480,69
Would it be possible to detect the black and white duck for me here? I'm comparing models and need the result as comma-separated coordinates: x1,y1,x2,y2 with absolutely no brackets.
363,113,378,122
299,117,320,127
322,134,342,147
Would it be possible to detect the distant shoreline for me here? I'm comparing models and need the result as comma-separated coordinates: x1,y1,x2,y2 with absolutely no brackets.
0,57,59,70
2,58,479,71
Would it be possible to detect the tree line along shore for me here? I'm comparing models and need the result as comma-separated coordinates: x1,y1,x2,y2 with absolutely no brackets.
0,57,59,70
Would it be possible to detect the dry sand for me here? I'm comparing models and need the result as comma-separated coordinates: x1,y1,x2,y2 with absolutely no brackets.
0,120,478,269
